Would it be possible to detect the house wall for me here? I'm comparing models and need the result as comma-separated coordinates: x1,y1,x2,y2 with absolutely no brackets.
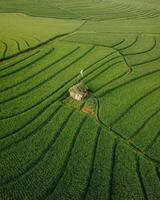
75,94,82,101
70,92,83,101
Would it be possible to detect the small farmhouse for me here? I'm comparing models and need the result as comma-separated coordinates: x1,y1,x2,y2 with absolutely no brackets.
69,82,88,101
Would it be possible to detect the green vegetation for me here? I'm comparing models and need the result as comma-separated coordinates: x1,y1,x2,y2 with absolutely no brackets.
82,96,97,115
0,13,83,60
0,0,160,199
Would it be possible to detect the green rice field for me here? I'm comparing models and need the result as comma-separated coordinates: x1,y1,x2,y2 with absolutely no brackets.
0,0,160,199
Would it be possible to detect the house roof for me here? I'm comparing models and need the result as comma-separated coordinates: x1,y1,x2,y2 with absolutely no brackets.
69,82,88,95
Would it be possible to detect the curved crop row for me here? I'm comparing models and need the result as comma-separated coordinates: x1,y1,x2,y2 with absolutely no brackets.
0,50,40,73
0,108,74,186
37,116,88,200
79,127,102,200
107,141,117,200
97,68,160,97
111,85,160,126
0,47,79,93
0,32,70,62
0,47,54,79
111,39,125,48
129,107,160,140
135,156,148,200
111,88,160,144
131,54,160,67
0,102,61,149
88,60,124,86
124,37,156,56
45,117,100,200
118,35,139,51
94,69,129,93
0,113,87,199
13,39,21,53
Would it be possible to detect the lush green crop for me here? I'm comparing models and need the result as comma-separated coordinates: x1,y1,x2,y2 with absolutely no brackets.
0,1,160,200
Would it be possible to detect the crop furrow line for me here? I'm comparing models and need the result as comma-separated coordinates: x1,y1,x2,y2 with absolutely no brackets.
13,39,21,53
118,34,139,51
94,69,129,93
155,167,160,182
111,39,125,48
0,46,94,105
131,54,160,67
107,140,117,200
0,50,40,73
87,60,123,83
0,108,74,186
81,127,102,200
0,47,79,93
37,116,88,200
144,154,160,165
0,41,8,59
144,129,160,152
0,48,54,79
111,85,160,126
22,38,30,48
0,41,5,59
136,156,149,200
98,68,160,97
129,107,160,140
120,51,132,72
124,37,156,56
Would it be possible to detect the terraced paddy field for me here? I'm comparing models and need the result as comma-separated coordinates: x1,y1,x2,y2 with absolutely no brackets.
0,0,160,200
